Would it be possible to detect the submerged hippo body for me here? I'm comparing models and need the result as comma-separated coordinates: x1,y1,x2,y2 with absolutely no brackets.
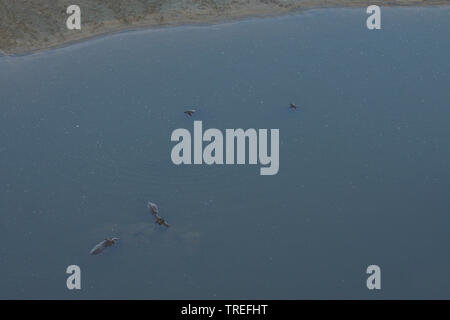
154,214,170,227
90,237,119,255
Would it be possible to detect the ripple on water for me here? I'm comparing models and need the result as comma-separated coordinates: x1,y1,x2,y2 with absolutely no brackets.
66,149,249,198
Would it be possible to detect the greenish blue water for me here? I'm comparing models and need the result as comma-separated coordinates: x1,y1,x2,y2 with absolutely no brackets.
0,7,449,299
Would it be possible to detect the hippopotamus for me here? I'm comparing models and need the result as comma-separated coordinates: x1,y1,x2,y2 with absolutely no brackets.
147,201,170,227
90,237,120,255
184,110,196,117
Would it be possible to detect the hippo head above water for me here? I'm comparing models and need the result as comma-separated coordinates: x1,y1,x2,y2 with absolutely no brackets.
147,201,159,214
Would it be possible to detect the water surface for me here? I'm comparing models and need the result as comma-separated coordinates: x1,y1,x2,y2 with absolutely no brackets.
0,7,449,299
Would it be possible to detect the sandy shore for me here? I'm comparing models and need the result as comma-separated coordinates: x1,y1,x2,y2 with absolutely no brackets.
1,0,449,55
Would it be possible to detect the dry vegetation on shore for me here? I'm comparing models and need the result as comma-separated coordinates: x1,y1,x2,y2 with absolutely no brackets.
0,0,448,55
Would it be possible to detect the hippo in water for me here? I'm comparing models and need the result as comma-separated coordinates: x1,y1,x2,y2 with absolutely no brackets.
90,237,120,255
147,201,170,227
184,110,196,117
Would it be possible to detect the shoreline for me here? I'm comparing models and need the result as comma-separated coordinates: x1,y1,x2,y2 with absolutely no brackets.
1,1,449,56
